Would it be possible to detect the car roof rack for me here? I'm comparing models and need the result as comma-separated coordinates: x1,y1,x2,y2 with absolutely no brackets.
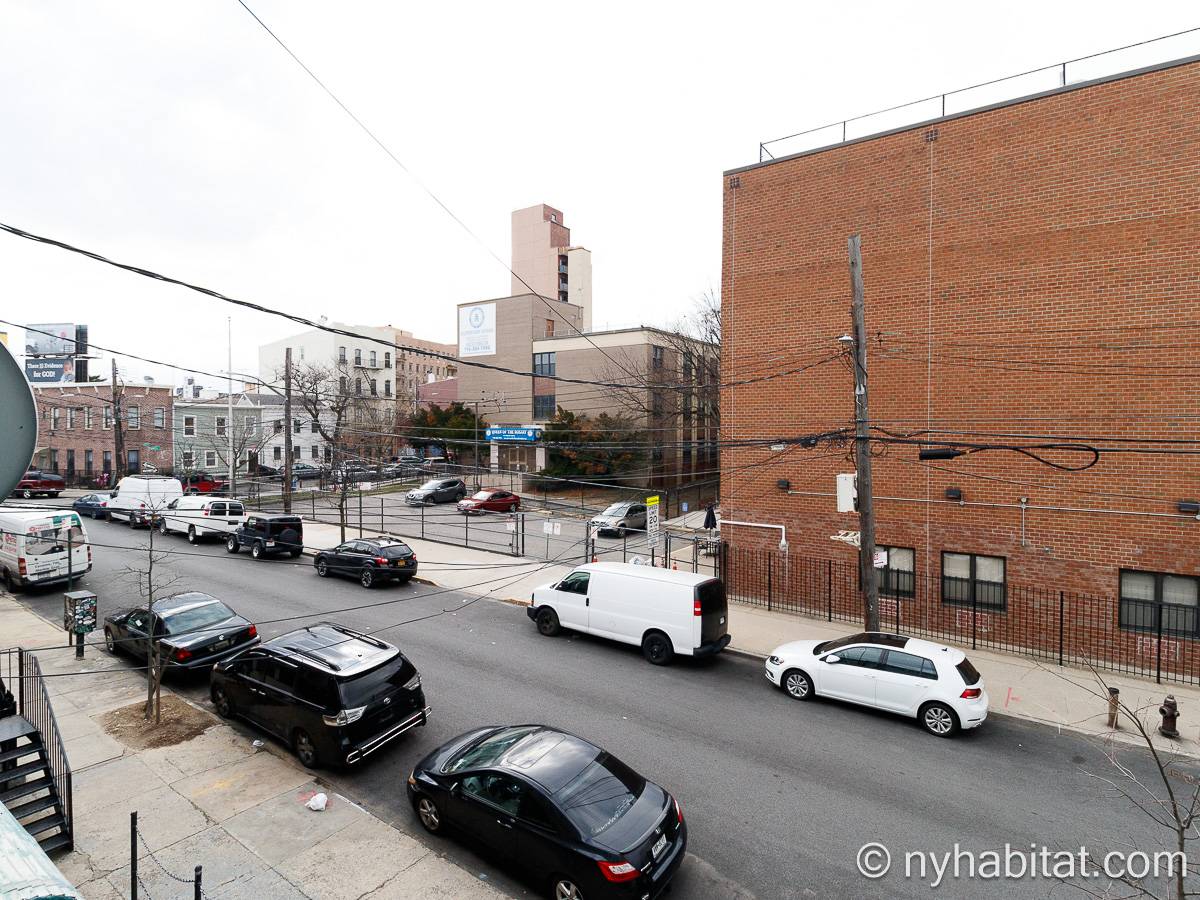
277,643,342,671
312,621,391,650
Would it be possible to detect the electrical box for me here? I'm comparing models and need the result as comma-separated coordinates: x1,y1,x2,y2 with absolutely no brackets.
836,473,858,513
63,590,97,635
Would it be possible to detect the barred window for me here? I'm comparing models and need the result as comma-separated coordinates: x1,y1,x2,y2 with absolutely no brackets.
879,546,915,598
1120,570,1200,637
941,552,1005,611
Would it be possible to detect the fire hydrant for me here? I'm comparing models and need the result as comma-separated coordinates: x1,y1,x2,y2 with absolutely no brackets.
1159,695,1181,739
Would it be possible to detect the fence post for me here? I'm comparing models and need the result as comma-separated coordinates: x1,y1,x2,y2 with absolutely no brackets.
464,510,469,548
420,504,425,540
826,560,832,622
692,538,698,574
1156,606,1164,685
1058,591,1065,668
358,487,363,537
130,811,137,900
380,498,384,533
767,555,773,612
971,590,978,650
623,532,627,563
194,866,202,900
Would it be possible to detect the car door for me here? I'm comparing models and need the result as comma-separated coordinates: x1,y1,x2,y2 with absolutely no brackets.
545,571,590,631
627,504,647,531
451,772,521,857
874,650,936,714
326,542,353,577
123,609,153,658
515,787,572,880
816,646,884,705
241,655,297,737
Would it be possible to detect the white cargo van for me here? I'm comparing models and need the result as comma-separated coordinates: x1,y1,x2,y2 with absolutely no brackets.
0,507,91,592
159,496,247,543
106,476,184,527
528,561,731,665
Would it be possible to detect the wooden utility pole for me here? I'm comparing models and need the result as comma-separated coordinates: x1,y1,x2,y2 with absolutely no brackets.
849,234,881,632
283,347,293,513
111,359,126,481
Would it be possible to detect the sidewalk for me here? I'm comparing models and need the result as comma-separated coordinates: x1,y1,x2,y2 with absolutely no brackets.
0,597,504,900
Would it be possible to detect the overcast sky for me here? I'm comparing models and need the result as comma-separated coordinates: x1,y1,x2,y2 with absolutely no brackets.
2,1,1197,385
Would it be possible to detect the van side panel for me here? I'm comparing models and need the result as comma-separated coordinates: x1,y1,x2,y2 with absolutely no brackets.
589,571,695,654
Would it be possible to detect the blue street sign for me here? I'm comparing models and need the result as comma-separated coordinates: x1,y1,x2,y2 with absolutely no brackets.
485,427,541,443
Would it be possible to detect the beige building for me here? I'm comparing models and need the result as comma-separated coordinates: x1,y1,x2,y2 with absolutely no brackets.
510,204,593,331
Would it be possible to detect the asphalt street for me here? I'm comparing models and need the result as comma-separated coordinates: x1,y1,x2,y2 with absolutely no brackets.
12,510,1200,900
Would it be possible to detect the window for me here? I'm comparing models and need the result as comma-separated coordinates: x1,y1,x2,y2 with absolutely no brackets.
216,416,227,437
532,352,556,376
183,416,196,437
461,773,523,817
369,379,378,397
557,572,590,595
942,552,1006,611
339,376,348,394
181,450,195,468
651,392,664,418
324,446,332,463
832,646,885,668
311,445,319,460
51,408,60,430
66,407,75,429
533,394,555,420
545,319,555,338
651,345,664,369
273,446,282,461
153,407,166,428
293,419,301,434
1120,570,1200,637
274,419,283,434
338,346,347,363
103,407,113,429
84,407,93,429
102,450,112,473
245,416,256,435
204,450,217,467
354,348,362,366
292,446,301,461
882,650,938,680
369,350,377,367
384,379,392,397
66,449,75,474
879,546,915,598
128,405,140,428
384,351,391,369
84,449,93,475
354,378,362,395
310,420,319,434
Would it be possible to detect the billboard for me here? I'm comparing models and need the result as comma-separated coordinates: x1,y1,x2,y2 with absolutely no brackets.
25,358,76,384
458,303,496,357
25,323,77,356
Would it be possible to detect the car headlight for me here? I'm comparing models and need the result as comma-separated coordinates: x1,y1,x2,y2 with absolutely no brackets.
767,655,784,665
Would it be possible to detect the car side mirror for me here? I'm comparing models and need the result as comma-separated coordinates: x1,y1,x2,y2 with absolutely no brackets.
824,654,841,664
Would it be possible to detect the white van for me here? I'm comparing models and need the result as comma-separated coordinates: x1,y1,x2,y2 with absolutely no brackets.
159,496,248,543
106,476,184,527
527,561,731,665
0,506,91,592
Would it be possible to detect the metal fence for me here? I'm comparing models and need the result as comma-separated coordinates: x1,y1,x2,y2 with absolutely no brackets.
725,545,1200,686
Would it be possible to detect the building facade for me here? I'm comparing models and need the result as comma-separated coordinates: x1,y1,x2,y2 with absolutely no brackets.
511,204,593,331
172,394,279,475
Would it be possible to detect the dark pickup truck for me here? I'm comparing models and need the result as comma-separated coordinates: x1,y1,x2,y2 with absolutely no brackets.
12,471,65,499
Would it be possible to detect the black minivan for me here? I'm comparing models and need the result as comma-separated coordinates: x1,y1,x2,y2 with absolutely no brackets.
210,622,430,767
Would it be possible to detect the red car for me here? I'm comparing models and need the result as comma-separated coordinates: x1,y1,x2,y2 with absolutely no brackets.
180,474,227,495
12,470,65,499
456,489,521,515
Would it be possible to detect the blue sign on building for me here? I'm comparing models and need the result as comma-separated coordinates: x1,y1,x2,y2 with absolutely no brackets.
485,427,542,443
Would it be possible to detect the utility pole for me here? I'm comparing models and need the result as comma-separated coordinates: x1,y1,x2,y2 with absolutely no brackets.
227,317,235,496
111,359,125,481
473,399,480,489
283,347,293,513
849,234,880,632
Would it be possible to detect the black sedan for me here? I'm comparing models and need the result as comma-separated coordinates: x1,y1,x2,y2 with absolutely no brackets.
314,537,418,588
407,725,686,900
72,493,108,519
103,592,259,670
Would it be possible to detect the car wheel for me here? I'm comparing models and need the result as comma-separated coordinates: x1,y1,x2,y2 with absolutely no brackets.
50,493,60,499
920,702,960,738
104,628,116,654
128,513,138,528
157,518,169,535
641,631,674,666
226,535,239,553
416,795,443,834
2,570,18,593
360,567,375,588
21,489,32,499
316,559,330,577
551,877,586,900
289,548,302,559
456,491,465,501
293,728,319,768
782,669,814,701
187,525,198,544
251,542,264,560
536,607,561,637
211,685,233,719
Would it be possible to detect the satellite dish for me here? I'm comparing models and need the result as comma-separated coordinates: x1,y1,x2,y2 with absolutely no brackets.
0,341,37,497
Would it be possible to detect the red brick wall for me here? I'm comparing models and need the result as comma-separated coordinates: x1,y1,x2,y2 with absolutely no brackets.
720,59,1200,607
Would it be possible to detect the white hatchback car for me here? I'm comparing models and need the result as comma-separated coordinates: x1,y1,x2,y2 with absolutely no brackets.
764,631,988,737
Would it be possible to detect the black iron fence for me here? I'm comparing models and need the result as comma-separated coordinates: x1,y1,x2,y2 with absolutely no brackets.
725,545,1200,686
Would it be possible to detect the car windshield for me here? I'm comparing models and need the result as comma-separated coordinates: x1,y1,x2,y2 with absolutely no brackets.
446,725,541,773
418,480,442,491
161,600,235,634
471,491,492,500
338,655,412,707
601,503,631,517
556,752,646,838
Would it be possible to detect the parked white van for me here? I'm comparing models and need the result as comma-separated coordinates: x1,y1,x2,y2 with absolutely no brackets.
106,476,184,527
0,507,91,592
159,496,248,543
527,562,731,665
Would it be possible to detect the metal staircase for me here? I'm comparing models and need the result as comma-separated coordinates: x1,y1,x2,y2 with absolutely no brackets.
0,716,71,853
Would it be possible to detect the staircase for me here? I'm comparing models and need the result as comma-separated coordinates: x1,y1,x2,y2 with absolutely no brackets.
0,715,71,854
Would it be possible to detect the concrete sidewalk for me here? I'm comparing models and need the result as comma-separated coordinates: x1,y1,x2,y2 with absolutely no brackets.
0,597,504,900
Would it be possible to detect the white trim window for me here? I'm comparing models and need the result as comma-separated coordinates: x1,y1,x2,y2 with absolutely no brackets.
128,405,140,429
181,450,195,469
204,450,218,468
183,415,196,437
153,407,166,428
216,416,227,438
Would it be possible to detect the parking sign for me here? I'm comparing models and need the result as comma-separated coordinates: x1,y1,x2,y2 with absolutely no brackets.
645,495,661,548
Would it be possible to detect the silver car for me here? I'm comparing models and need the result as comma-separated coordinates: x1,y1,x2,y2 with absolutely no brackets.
588,501,647,537
405,478,467,506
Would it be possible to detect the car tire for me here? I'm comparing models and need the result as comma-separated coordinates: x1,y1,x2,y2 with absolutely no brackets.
211,685,233,719
128,513,138,528
187,526,198,544
536,607,561,637
226,536,239,554
21,489,32,499
396,575,412,585
641,631,674,666
158,519,169,536
456,491,465,501
293,728,319,768
289,548,302,559
104,628,116,654
919,702,960,738
2,570,19,593
316,559,330,577
550,876,587,900
251,542,264,560
50,493,60,499
781,669,815,701
360,567,375,589
415,795,443,834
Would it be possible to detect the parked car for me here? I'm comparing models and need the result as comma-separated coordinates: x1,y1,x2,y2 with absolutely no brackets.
314,537,418,588
103,592,259,670
225,514,304,559
72,493,108,519
159,497,247,544
290,463,324,481
407,724,686,900
457,489,520,516
529,562,730,665
11,471,65,499
106,476,184,527
764,631,989,737
254,464,281,478
405,478,467,506
210,622,430,767
0,507,91,592
588,501,647,538
179,473,227,495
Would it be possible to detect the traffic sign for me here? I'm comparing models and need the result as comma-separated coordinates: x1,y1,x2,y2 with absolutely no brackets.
645,495,661,549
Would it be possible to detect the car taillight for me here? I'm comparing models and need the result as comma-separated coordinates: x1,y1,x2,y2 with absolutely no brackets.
247,624,258,638
693,599,702,617
87,545,93,563
961,688,982,699
17,559,27,575
673,796,683,823
174,648,193,661
375,557,388,565
597,860,639,883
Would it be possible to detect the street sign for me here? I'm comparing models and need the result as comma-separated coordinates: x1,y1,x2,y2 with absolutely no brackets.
553,521,562,536
874,549,888,569
645,495,661,549
484,427,541,443
542,519,554,535
141,463,158,474
142,443,162,451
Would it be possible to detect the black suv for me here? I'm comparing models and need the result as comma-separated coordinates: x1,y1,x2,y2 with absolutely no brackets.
226,514,304,559
210,623,430,768
314,537,418,588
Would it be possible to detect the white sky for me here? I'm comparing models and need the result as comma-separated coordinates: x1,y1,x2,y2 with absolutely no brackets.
1,1,1197,385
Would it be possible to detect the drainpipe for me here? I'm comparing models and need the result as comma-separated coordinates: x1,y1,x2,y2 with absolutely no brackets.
721,519,787,551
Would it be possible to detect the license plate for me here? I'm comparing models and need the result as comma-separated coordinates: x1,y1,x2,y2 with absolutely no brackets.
266,541,275,547
211,640,229,651
652,834,667,858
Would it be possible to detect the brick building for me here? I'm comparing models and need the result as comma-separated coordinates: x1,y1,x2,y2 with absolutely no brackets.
30,382,175,482
720,55,1200,677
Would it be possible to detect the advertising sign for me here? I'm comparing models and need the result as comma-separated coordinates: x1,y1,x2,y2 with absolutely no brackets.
485,427,541,443
458,303,496,357
25,323,77,356
25,358,75,383
645,495,661,549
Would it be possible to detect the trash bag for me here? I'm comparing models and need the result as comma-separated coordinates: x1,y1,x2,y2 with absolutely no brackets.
305,792,328,812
